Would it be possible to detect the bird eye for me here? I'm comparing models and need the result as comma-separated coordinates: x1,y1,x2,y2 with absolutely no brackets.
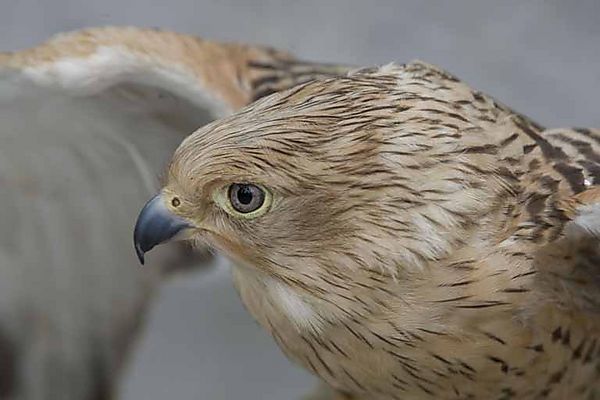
214,183,272,219
228,183,266,214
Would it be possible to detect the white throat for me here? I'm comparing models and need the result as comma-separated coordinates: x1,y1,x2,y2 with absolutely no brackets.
232,264,324,333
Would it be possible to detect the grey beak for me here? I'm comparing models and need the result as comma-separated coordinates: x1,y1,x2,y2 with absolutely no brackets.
133,194,192,265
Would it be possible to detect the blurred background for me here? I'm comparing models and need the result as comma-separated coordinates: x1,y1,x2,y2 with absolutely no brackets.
0,1,599,399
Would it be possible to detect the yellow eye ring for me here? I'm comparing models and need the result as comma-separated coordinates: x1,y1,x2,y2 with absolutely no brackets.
213,183,273,219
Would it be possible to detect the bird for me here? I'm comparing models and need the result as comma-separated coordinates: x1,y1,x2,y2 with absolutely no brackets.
134,60,600,399
0,26,347,400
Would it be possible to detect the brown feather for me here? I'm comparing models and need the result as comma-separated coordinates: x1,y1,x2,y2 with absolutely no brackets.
159,62,599,399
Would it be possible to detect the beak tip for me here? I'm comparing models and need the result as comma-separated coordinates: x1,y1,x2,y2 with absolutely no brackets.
135,243,146,265
137,251,145,265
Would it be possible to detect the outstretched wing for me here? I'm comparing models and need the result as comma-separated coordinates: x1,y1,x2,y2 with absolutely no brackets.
0,26,349,399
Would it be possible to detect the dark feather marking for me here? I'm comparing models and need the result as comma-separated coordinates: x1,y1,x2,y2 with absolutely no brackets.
483,331,507,345
434,295,473,303
320,298,356,318
432,369,449,378
388,350,417,364
553,162,586,193
401,363,433,385
405,331,425,342
329,340,349,358
501,287,530,293
458,360,476,373
487,355,510,373
417,328,446,336
439,279,476,287
431,353,452,365
538,388,551,398
341,322,375,349
453,386,461,396
308,333,333,354
552,327,563,342
456,301,510,309
391,373,409,386
418,108,469,122
445,260,476,270
516,119,568,160
500,133,519,147
548,369,565,384
305,357,319,374
342,367,367,391
526,344,544,353
573,338,587,360
523,144,536,154
460,144,498,155
371,330,403,348
561,329,571,346
511,270,537,279
389,336,418,348
551,133,600,163
574,127,600,145
516,120,588,192
302,336,336,378
509,252,527,258
526,193,550,217
338,293,369,310
417,383,435,395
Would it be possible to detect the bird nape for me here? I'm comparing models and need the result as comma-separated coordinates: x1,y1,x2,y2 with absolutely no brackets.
134,62,600,399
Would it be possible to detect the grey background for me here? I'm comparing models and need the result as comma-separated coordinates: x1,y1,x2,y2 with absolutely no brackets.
1,1,599,399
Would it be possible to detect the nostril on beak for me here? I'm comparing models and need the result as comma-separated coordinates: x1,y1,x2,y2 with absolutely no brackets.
133,194,192,265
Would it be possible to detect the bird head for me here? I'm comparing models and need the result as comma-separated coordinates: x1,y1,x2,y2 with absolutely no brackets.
134,65,514,287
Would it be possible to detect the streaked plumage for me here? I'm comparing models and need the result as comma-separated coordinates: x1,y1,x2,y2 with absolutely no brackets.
136,61,600,399
0,26,346,399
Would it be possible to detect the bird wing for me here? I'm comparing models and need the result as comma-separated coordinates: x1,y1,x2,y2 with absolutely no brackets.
489,122,600,318
526,128,600,316
0,26,349,399
0,26,349,110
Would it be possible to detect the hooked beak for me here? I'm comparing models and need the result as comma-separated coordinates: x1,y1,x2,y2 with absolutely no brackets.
133,194,192,265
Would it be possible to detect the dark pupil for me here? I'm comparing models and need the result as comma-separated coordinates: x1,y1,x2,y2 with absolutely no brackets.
237,186,254,205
